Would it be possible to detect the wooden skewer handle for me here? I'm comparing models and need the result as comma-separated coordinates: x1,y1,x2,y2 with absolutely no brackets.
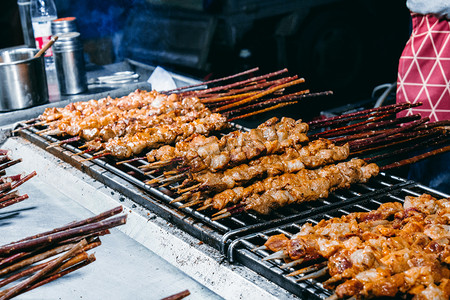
161,289,190,300
380,144,450,171
34,36,59,58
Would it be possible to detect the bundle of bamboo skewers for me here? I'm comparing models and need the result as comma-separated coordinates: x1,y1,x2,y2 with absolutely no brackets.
0,206,127,299
0,149,36,210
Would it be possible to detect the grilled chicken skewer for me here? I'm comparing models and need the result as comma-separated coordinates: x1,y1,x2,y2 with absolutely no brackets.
39,92,210,140
142,117,309,173
169,139,350,203
84,113,229,159
262,194,450,299
209,158,378,215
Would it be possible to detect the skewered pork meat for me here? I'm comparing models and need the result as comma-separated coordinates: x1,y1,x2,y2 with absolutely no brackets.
263,194,450,299
144,117,309,172
209,158,378,214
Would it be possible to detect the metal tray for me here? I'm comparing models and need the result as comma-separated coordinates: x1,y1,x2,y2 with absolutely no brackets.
227,183,450,299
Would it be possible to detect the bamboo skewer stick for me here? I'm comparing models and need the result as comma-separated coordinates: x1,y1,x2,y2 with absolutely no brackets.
0,174,23,183
0,215,127,256
262,250,288,261
332,128,391,144
206,75,298,106
222,89,309,115
227,102,298,121
308,104,418,132
415,120,450,130
201,76,297,104
222,90,334,119
308,102,422,127
0,251,26,269
214,78,305,113
170,194,190,204
0,183,11,194
14,206,123,243
211,205,246,221
0,156,11,165
0,194,28,209
312,114,421,140
0,235,101,278
0,191,19,204
281,258,305,269
161,289,191,300
0,242,79,276
380,144,450,171
78,152,110,162
288,262,328,277
365,133,450,163
349,128,440,157
116,156,146,165
0,159,22,172
9,171,36,191
22,254,96,295
0,261,49,289
349,117,429,151
201,91,260,104
197,203,212,211
178,199,204,209
161,67,259,94
182,68,288,97
34,36,58,58
0,239,87,300
309,114,393,139
46,136,81,149
295,266,328,281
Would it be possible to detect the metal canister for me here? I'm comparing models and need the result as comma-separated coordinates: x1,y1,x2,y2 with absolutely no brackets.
51,17,78,35
0,47,48,111
17,0,35,47
53,32,87,95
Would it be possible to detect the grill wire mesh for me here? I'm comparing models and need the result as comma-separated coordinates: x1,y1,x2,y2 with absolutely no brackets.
17,122,413,253
227,184,449,299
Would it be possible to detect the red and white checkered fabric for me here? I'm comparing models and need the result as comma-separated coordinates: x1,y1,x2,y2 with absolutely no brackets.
397,13,450,122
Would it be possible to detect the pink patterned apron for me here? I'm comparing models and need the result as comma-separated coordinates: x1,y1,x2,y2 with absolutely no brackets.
397,13,450,122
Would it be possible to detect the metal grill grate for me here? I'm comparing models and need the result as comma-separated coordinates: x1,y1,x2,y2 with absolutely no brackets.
17,123,413,253
227,183,450,299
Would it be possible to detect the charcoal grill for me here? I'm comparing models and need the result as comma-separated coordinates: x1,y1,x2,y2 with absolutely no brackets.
227,183,450,299
16,121,413,253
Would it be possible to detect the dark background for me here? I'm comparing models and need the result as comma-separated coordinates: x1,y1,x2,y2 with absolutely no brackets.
2,0,411,114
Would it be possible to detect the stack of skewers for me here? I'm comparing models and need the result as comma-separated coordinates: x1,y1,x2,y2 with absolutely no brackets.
259,193,450,300
0,207,127,299
0,149,36,210
14,68,450,220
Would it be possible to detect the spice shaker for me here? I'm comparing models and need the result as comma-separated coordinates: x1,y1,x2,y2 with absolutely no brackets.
51,17,78,35
53,32,87,95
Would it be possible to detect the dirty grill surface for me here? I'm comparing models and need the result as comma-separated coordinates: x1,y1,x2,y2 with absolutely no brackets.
18,124,412,253
227,184,450,299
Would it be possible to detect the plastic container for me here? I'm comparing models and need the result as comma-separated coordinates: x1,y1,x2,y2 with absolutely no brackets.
30,0,57,68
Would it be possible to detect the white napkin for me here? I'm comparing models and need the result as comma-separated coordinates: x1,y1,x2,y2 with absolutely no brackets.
147,66,177,92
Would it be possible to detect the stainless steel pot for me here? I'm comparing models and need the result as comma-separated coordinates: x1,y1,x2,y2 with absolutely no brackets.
0,47,48,111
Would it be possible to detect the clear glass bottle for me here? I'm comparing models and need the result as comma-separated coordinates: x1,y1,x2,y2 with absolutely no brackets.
30,0,59,100
31,0,57,67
